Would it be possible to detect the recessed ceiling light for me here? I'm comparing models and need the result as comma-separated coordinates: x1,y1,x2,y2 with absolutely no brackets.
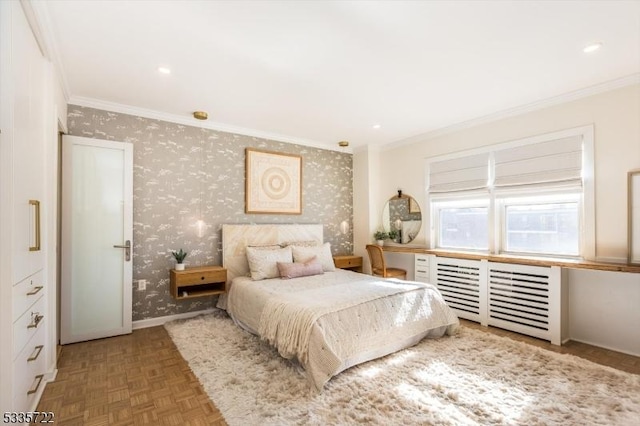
583,42,602,53
157,66,171,74
372,124,381,130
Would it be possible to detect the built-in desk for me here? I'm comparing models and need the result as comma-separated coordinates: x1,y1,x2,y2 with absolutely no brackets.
382,245,640,274
381,244,639,349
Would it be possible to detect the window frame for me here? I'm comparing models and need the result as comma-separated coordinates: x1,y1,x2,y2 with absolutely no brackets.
424,125,595,260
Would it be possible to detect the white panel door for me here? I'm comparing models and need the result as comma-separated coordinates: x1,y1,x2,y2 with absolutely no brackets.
61,135,133,344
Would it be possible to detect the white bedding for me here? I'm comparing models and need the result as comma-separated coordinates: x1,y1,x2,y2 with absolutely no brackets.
226,269,459,390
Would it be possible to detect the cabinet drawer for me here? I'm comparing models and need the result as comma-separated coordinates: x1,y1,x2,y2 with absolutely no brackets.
415,269,430,278
334,256,363,269
13,296,45,360
12,270,45,322
173,268,226,286
13,320,47,412
415,254,430,283
414,274,430,283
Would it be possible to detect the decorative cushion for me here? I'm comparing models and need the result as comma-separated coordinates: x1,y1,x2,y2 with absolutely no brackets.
277,256,324,279
291,242,336,272
246,246,293,280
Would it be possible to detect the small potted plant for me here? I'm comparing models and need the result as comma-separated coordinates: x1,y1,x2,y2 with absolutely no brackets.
388,229,399,242
171,248,188,271
373,230,388,246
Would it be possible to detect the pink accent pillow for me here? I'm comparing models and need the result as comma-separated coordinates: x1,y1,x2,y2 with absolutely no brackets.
277,256,324,279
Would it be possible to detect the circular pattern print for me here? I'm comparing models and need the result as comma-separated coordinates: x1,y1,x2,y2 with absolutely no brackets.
261,167,291,200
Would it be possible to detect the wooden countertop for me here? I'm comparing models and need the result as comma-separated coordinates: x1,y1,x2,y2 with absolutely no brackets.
382,245,640,273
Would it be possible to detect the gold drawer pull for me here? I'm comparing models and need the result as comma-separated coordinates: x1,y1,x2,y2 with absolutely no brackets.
29,200,41,252
27,313,44,329
27,345,44,362
26,286,43,296
27,374,44,395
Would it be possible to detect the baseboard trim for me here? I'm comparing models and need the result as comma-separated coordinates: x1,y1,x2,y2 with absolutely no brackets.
569,337,640,358
132,309,216,330
46,368,58,382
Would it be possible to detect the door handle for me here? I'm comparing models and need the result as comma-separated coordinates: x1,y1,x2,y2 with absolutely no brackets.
113,240,131,261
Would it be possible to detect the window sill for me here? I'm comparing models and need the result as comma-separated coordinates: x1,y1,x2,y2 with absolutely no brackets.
381,246,640,273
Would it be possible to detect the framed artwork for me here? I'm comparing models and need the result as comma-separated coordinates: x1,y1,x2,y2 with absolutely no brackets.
245,148,302,214
629,170,640,264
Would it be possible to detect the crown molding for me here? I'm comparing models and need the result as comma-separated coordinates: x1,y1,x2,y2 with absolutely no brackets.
382,73,640,151
23,0,71,103
68,96,351,153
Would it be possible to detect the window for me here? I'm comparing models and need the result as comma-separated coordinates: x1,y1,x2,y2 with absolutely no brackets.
426,126,594,258
434,201,489,250
501,195,580,256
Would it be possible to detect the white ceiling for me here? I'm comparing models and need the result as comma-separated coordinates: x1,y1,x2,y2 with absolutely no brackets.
41,0,640,150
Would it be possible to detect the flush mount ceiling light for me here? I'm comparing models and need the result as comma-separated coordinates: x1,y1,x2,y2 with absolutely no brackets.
157,66,171,74
583,42,602,53
338,141,349,147
372,124,381,130
193,111,208,120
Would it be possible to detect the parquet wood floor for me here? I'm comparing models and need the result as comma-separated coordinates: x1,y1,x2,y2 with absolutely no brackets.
35,326,226,426
36,319,639,425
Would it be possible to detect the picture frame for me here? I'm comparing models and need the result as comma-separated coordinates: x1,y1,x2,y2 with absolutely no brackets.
629,169,640,264
245,148,302,214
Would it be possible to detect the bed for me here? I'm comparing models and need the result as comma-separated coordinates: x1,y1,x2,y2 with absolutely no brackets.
218,224,459,391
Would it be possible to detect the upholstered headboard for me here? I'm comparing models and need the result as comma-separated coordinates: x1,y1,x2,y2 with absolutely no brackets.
222,224,323,285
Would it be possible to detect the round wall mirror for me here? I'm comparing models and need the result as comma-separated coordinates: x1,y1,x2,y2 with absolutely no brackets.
382,193,422,244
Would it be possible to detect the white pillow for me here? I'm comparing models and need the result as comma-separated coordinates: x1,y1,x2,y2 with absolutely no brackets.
246,246,293,280
291,242,336,272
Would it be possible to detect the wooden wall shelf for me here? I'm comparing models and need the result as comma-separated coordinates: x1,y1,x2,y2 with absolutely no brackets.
170,266,227,299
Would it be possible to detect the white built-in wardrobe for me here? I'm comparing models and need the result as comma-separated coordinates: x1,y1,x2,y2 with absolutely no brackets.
0,0,60,414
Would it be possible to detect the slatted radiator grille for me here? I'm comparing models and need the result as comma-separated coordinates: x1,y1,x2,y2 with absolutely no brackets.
488,263,558,341
434,258,484,322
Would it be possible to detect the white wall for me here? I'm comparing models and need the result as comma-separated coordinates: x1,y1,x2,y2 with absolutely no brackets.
356,83,640,355
568,269,640,356
378,83,640,262
353,145,383,273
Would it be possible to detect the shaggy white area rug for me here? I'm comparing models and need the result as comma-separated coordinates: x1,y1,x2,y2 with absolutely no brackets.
164,310,640,425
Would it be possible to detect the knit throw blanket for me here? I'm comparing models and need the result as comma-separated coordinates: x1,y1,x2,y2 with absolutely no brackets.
258,280,424,365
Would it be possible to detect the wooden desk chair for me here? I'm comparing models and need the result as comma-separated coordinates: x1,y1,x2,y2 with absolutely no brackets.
365,244,407,280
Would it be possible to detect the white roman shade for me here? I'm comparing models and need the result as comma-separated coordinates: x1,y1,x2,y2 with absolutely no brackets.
428,153,489,193
493,136,583,188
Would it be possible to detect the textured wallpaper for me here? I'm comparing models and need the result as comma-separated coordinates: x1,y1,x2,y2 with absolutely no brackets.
67,106,353,321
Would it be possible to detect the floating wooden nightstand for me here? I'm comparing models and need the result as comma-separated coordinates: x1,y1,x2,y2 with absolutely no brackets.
170,266,227,299
333,255,363,273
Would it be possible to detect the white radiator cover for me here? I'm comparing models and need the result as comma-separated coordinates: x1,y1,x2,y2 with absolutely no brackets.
425,255,566,345
431,256,488,325
487,262,565,345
